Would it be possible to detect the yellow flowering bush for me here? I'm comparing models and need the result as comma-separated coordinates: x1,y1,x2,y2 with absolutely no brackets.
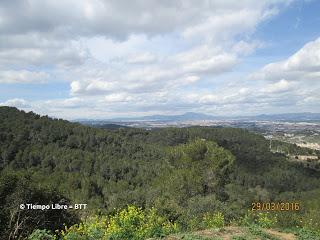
60,206,177,240
106,206,178,240
202,212,225,229
239,211,277,229
256,212,277,228
61,216,108,240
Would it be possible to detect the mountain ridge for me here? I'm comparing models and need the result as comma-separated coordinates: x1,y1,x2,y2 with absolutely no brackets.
76,111,320,123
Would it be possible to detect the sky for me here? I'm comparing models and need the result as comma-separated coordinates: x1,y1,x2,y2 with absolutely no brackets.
0,0,319,119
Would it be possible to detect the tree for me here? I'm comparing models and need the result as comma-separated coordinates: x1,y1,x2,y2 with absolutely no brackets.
0,172,79,239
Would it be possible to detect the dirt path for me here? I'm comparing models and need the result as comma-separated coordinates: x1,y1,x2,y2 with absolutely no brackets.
265,229,296,240
196,226,245,239
162,226,297,240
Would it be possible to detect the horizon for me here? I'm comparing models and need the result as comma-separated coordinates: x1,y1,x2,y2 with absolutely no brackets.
0,1,320,119
76,111,320,121
2,106,320,121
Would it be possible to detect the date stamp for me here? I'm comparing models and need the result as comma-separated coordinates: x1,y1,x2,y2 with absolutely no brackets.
251,202,300,211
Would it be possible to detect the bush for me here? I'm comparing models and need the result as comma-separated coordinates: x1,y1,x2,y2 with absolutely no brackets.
28,229,56,240
202,212,225,229
60,206,178,240
256,212,277,228
239,211,255,227
106,206,178,240
296,227,320,240
61,216,107,240
0,173,79,239
239,211,277,229
276,211,301,228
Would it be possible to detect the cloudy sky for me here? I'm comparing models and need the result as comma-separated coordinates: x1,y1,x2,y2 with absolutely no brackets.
0,0,319,119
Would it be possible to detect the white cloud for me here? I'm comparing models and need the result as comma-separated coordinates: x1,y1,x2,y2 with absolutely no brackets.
0,0,289,72
104,93,134,103
0,70,49,84
251,37,320,82
263,79,294,93
0,33,88,67
69,45,239,96
0,98,30,108
0,1,289,40
44,97,87,109
181,53,238,74
240,37,320,114
4,0,315,118
232,41,264,56
127,52,156,64
184,75,200,84
182,9,260,42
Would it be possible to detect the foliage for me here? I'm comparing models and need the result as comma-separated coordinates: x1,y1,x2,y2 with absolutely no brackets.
239,211,255,227
202,212,225,229
295,227,320,240
60,216,107,240
0,172,78,239
247,225,279,240
239,211,277,229
255,212,278,228
60,206,177,240
1,107,320,236
28,229,56,240
106,205,177,239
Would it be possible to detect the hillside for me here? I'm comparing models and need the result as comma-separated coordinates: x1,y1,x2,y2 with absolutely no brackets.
1,107,320,239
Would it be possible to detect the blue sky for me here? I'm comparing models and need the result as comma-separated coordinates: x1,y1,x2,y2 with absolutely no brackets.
0,0,319,119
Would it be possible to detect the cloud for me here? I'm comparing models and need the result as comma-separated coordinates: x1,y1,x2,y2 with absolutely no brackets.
104,93,134,103
43,97,88,109
251,37,320,82
127,52,156,64
0,98,30,108
4,78,317,119
243,37,320,113
69,45,239,96
232,41,264,56
4,0,314,118
0,70,49,84
182,8,264,42
0,0,288,70
0,33,88,67
0,0,289,40
263,79,294,93
181,53,238,74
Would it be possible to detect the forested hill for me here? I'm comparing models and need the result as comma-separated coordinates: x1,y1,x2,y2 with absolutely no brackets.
1,106,320,239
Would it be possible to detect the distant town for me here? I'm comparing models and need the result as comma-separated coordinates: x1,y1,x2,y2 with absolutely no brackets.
78,112,320,151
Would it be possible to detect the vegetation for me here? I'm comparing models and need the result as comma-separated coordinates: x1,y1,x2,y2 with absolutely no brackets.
0,172,78,239
1,107,320,239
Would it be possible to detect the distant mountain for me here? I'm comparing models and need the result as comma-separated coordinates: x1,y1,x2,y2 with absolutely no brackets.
103,112,218,122
76,112,320,124
132,112,218,121
247,112,320,121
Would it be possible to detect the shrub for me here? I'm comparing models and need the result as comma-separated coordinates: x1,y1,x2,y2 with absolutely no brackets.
296,227,320,240
60,216,108,240
184,216,202,231
276,211,301,228
28,229,56,240
202,212,225,229
255,212,277,228
52,206,178,240
106,205,178,240
239,211,277,229
239,211,255,227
